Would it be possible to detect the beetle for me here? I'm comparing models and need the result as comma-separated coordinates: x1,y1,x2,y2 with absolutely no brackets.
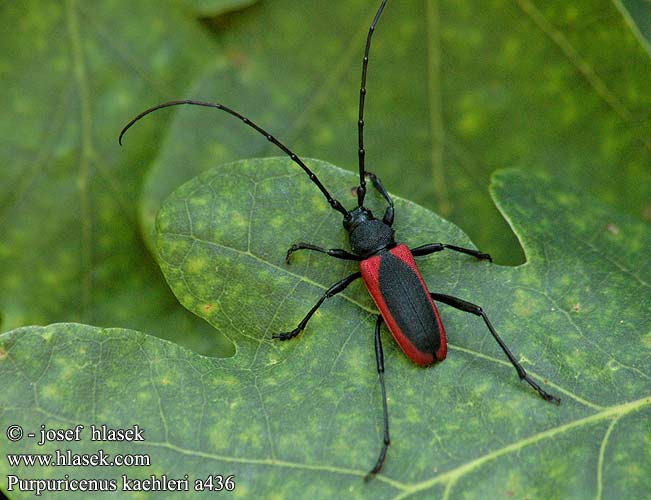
120,0,560,480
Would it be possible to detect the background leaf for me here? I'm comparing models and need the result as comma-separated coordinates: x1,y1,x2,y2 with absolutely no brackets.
180,0,258,17
0,0,256,355
619,0,651,49
142,0,651,267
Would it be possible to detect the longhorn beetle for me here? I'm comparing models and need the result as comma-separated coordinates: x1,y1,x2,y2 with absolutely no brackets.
120,0,560,481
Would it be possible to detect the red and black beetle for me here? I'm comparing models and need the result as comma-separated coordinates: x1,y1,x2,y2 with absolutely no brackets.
120,0,560,480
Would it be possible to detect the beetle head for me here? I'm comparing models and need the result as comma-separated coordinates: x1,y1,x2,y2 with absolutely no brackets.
344,207,395,257
343,206,374,232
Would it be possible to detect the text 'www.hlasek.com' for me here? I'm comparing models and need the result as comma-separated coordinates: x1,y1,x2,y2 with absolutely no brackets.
4,423,236,495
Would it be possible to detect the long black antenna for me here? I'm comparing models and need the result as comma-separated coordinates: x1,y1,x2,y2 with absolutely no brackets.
357,0,389,207
119,100,349,216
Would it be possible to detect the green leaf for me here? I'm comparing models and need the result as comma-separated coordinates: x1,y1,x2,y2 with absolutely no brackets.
0,0,235,356
143,0,651,265
148,158,651,496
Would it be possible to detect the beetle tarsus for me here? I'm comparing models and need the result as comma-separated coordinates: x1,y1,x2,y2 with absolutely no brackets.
545,393,561,405
365,435,390,482
285,245,299,264
272,328,301,341
364,437,389,481
526,378,561,404
477,252,493,262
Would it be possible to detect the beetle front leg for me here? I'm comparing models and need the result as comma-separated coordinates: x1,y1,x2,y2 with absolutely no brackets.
365,172,394,226
285,242,362,264
430,292,560,404
412,243,492,262
273,272,361,340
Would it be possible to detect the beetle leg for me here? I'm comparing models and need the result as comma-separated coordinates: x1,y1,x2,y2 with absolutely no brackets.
285,243,361,264
365,314,391,481
364,172,394,226
273,272,361,340
412,243,492,262
430,293,560,404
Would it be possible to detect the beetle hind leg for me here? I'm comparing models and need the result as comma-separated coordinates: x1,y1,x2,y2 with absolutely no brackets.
365,314,391,481
430,293,560,404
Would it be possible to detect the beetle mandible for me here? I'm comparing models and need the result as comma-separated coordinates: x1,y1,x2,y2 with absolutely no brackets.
120,0,560,480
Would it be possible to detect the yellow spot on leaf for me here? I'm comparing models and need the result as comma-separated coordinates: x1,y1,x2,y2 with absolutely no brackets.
564,6,579,22
187,257,207,274
458,111,483,136
232,213,247,228
42,384,60,399
270,215,284,228
641,332,651,349
503,38,521,59
314,126,334,146
209,143,227,157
